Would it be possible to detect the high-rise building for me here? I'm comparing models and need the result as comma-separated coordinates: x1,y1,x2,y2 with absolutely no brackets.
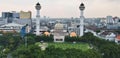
20,11,32,19
2,11,20,23
106,16,114,24
2,11,19,19
12,11,20,19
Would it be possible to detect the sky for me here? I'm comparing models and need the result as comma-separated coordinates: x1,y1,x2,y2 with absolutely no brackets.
0,0,120,18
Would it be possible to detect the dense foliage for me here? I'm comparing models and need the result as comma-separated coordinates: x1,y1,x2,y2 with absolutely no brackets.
65,36,81,42
0,32,21,58
0,32,120,58
12,45,101,58
81,32,120,58
35,34,54,42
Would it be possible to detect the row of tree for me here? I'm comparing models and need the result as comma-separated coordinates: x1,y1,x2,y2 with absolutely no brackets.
65,32,120,58
12,45,102,58
0,32,21,58
0,32,120,58
81,32,120,58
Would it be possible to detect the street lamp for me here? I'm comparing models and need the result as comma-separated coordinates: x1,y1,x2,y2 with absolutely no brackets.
25,36,27,47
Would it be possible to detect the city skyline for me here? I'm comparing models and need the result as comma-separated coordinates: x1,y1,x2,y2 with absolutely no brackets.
0,0,120,18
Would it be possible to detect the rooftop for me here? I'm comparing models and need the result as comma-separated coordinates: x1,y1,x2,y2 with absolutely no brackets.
116,35,120,40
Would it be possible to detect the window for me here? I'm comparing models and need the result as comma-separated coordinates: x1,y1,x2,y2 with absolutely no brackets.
118,41,120,43
56,39,63,41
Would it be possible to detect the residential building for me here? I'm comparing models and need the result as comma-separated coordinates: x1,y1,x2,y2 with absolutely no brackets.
115,35,120,44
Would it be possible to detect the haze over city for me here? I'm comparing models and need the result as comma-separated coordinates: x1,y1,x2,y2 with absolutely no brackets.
0,0,120,18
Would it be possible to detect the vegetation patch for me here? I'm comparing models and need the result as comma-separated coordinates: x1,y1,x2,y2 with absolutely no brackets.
48,42,89,51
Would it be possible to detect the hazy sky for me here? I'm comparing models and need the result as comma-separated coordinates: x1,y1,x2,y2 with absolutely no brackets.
0,0,120,18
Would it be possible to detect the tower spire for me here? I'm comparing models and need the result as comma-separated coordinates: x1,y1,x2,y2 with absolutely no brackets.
35,2,41,36
79,3,85,36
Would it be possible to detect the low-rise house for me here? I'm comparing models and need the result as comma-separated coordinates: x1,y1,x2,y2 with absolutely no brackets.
115,35,120,44
98,31,116,41
0,22,24,32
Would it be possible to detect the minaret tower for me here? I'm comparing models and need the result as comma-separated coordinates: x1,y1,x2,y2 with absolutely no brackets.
35,2,41,35
79,3,85,36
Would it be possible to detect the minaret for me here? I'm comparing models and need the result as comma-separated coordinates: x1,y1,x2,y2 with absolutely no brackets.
35,2,41,35
79,3,85,36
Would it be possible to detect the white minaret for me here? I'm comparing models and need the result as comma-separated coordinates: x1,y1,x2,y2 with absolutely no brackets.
35,2,41,36
79,3,85,36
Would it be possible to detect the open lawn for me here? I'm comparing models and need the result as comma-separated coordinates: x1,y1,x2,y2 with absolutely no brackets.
48,42,90,51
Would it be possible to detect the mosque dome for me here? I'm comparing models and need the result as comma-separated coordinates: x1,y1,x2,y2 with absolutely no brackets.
79,3,85,11
70,32,77,37
44,32,50,36
35,2,41,10
54,23,64,30
36,2,40,5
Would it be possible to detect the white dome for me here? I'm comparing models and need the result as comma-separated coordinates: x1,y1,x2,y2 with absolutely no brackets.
54,23,64,30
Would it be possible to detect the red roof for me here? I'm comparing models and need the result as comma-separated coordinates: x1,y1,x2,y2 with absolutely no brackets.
116,35,120,40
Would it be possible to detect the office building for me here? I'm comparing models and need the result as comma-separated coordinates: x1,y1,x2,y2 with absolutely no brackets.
20,11,32,19
2,11,20,23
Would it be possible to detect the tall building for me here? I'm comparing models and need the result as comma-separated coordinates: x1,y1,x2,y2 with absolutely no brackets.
2,11,19,23
2,11,19,19
113,17,119,24
35,2,41,36
12,11,20,19
20,11,32,19
79,3,85,36
106,16,114,24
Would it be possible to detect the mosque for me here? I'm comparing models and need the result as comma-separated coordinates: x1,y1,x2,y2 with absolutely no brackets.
0,2,85,42
35,2,85,42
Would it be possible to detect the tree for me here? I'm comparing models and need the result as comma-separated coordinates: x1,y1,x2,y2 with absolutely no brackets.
65,36,81,42
35,34,54,42
65,49,85,58
12,45,43,58
95,30,101,33
100,44,120,58
85,49,102,58
44,46,66,58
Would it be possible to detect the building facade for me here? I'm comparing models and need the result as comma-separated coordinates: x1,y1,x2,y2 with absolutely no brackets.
2,11,20,23
20,11,32,19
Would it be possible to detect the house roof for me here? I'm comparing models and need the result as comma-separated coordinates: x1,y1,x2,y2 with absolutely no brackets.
116,35,120,40
106,33,116,37
1,23,24,27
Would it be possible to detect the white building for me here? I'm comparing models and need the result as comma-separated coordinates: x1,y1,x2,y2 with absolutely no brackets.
105,33,116,41
13,18,32,26
79,3,85,36
0,23,24,32
115,35,120,44
98,31,116,41
113,17,119,24
52,22,68,42
35,2,41,36
33,26,49,34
